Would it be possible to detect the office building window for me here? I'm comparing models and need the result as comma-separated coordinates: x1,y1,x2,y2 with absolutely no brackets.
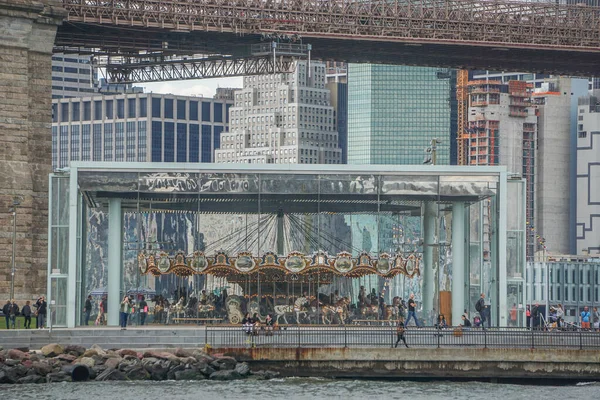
201,125,211,162
72,102,80,122
226,104,232,123
115,122,124,161
139,97,147,118
189,124,199,162
151,121,162,162
82,124,91,161
104,123,113,161
202,102,211,122
105,100,113,119
164,98,174,119
190,101,198,121
214,103,223,123
117,99,125,119
177,123,187,162
59,126,68,168
52,104,58,122
214,125,223,149
70,125,80,161
177,100,186,120
126,121,136,161
164,122,174,162
94,100,102,120
128,98,136,118
138,121,147,162
52,126,58,169
83,101,91,121
61,103,69,121
152,97,161,118
91,124,101,161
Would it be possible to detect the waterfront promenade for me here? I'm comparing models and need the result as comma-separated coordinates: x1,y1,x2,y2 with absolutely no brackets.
2,326,600,381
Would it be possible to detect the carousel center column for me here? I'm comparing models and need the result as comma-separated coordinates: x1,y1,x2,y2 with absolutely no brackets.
421,201,436,325
451,202,466,326
108,198,123,326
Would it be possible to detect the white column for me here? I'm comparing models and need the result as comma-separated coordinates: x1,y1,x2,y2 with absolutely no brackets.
452,202,466,326
66,169,79,328
108,198,123,327
422,202,436,323
498,171,508,327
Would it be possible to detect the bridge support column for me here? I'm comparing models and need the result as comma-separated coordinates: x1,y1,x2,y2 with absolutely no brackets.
452,202,466,326
421,202,436,325
108,199,123,327
0,1,66,301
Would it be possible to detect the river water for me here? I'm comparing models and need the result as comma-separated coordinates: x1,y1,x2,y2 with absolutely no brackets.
2,379,598,400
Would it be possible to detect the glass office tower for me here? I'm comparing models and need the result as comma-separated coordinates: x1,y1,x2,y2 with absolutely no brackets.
347,64,456,165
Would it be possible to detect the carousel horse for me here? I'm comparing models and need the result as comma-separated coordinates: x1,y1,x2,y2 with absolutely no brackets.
306,298,326,324
321,298,350,325
185,297,198,318
168,297,186,324
153,296,169,324
225,295,244,324
274,296,309,324
359,302,380,320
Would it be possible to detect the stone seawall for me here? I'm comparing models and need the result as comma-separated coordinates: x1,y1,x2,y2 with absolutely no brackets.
216,347,600,381
0,344,279,384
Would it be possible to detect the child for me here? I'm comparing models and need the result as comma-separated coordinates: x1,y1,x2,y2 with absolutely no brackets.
394,318,409,348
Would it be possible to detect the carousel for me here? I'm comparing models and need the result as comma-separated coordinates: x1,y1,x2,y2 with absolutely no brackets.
138,250,421,325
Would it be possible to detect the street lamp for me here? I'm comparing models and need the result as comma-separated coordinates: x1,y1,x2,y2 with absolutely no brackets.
9,196,22,300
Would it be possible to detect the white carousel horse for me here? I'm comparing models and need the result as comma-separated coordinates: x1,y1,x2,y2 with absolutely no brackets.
225,296,244,324
322,298,350,325
168,297,186,323
274,297,309,324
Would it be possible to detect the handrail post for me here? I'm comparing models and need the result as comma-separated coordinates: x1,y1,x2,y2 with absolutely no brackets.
484,328,487,349
580,330,583,350
204,324,208,348
437,328,440,349
297,325,301,349
344,325,348,348
531,326,535,349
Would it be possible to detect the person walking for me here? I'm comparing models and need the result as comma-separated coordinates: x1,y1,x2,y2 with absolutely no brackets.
37,296,47,329
22,301,32,329
83,295,92,326
476,293,490,329
405,293,420,327
9,299,19,329
3,300,11,329
581,306,591,331
394,318,409,348
139,295,148,326
593,307,600,331
33,297,42,329
120,295,131,330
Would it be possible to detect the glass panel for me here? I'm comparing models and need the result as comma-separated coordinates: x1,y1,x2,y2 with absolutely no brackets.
51,277,67,327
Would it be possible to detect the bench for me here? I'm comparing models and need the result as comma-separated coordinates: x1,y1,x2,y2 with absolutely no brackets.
171,317,224,324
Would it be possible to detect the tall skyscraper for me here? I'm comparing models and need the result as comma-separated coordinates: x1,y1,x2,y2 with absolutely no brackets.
51,92,233,169
347,64,457,165
215,60,342,164
575,92,600,255
51,53,97,99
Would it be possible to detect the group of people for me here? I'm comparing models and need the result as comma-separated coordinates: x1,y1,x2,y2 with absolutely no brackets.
2,297,47,329
241,312,274,335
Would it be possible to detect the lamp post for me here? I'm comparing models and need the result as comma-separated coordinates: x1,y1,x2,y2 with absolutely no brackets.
9,196,21,301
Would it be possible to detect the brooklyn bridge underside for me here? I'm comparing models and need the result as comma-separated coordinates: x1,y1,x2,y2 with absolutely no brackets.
56,0,600,76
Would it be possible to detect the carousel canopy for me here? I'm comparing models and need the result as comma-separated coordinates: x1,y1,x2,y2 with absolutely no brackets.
71,163,501,215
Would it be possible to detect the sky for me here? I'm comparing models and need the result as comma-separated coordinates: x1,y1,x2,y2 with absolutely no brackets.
141,77,243,97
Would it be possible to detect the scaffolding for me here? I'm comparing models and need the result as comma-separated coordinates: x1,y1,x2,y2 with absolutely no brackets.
456,69,469,166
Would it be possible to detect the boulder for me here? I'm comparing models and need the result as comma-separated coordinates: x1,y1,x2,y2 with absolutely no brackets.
57,354,77,363
29,354,43,362
104,357,121,370
0,369,18,384
79,357,96,368
117,349,138,358
82,349,98,358
90,345,106,357
123,355,139,362
211,356,237,371
7,349,28,360
234,362,251,377
46,371,72,383
174,348,194,358
175,369,206,381
21,360,33,369
192,350,214,363
41,344,64,358
17,374,45,384
125,366,150,381
32,361,53,376
4,359,20,367
209,370,243,381
199,364,216,377
149,361,169,381
11,364,29,378
178,356,196,365
141,357,159,371
15,347,29,353
96,368,127,381
166,364,186,380
64,345,86,357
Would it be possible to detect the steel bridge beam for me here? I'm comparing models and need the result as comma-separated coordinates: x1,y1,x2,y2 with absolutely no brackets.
104,55,297,83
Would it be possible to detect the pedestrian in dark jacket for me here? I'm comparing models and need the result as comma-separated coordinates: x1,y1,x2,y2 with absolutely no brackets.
2,300,11,329
22,301,32,329
8,300,19,329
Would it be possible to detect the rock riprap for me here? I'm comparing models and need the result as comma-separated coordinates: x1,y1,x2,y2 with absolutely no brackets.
0,345,278,384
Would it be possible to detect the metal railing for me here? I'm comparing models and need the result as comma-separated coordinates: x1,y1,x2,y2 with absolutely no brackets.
202,326,600,350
